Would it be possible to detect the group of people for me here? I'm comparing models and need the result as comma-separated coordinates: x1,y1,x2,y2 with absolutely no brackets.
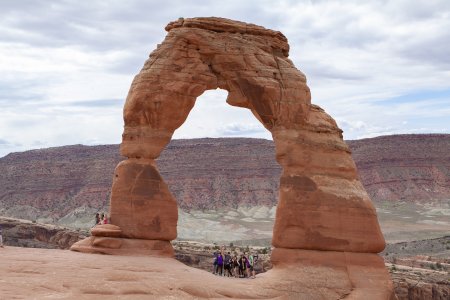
212,248,258,279
94,212,109,226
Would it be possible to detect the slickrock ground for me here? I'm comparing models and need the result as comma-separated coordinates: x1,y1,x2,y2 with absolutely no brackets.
0,218,448,299
0,246,393,299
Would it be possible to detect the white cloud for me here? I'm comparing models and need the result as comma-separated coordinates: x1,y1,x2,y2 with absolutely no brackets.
0,0,449,157
173,89,271,140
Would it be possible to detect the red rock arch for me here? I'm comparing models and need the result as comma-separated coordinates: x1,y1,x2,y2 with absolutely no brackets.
72,17,385,256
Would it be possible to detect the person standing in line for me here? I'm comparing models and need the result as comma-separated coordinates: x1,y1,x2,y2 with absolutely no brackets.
251,253,258,279
239,254,246,278
243,252,250,278
224,252,233,277
212,251,218,274
216,252,224,276
233,255,239,278
248,253,256,279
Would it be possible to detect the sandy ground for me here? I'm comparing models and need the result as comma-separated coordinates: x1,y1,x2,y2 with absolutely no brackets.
0,246,395,300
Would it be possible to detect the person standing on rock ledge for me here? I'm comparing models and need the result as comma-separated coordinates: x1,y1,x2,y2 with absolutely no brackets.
94,213,100,226
0,225,4,247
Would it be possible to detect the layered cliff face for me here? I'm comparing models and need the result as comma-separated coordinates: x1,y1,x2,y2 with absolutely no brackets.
349,134,450,203
0,217,87,249
158,138,280,210
0,134,448,227
0,144,122,224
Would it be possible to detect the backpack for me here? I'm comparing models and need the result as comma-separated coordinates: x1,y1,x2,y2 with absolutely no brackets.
249,255,254,266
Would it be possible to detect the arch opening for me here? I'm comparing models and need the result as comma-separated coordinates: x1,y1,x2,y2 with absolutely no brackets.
173,89,271,140
157,88,276,244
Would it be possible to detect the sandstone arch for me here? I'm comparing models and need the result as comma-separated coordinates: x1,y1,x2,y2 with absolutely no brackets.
115,17,382,251
71,17,395,298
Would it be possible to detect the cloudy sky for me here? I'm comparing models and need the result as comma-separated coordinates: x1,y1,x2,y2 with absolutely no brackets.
1,0,449,157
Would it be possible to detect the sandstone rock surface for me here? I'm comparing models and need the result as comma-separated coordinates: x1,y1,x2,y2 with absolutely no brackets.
0,246,396,299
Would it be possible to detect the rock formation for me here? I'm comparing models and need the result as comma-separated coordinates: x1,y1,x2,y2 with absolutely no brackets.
349,134,450,203
68,17,394,297
2,134,450,225
0,217,87,249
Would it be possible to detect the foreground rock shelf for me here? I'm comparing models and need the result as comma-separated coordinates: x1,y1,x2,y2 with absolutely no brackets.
0,247,394,299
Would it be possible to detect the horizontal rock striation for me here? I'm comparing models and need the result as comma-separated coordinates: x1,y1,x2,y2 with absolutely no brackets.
349,134,450,203
0,216,87,249
1,134,449,224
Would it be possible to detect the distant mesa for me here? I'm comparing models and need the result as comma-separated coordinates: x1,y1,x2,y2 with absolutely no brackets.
66,17,395,298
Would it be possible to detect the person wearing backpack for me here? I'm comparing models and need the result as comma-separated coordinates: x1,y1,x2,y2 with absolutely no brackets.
248,253,257,279
224,252,233,277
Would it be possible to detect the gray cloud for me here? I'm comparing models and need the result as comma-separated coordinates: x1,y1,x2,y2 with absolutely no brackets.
0,0,449,157
0,138,10,145
219,123,267,136
67,98,125,108
0,80,44,105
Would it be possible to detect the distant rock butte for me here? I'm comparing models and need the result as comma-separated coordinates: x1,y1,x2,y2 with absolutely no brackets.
65,17,391,297
1,135,448,225
349,134,450,203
